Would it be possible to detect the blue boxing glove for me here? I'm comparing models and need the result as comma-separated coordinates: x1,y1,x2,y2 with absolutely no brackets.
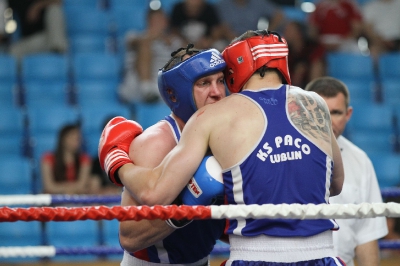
180,155,224,206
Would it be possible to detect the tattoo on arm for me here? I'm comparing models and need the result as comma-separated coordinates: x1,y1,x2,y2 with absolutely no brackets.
288,93,331,142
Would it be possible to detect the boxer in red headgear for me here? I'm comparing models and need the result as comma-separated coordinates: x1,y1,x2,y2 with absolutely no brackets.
112,30,345,266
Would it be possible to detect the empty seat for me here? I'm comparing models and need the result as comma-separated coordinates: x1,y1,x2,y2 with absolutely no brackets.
0,82,19,107
340,78,375,105
72,53,121,84
350,131,394,155
24,81,70,107
378,52,400,81
381,79,400,105
103,219,120,247
348,102,395,135
69,35,109,55
0,221,42,246
0,54,17,85
0,106,26,157
0,156,33,195
27,105,79,137
21,53,69,84
46,220,100,261
369,153,400,188
110,7,147,39
75,81,119,106
64,7,110,39
63,0,101,10
326,52,375,82
80,103,131,155
133,102,171,130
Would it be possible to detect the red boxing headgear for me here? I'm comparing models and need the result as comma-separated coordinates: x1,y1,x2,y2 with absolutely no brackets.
221,31,291,93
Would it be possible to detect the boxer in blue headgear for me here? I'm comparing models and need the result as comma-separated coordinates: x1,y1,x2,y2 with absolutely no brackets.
99,44,228,266
158,44,227,122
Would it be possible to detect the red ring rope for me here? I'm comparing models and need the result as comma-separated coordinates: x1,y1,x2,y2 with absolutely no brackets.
0,205,212,222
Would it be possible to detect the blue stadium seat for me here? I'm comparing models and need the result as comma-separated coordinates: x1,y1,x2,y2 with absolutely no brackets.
46,220,100,261
341,78,375,105
0,54,17,85
133,102,171,130
27,105,80,137
21,53,69,84
63,0,101,10
75,81,119,106
72,53,121,84
0,106,26,157
24,82,70,108
0,156,33,195
282,7,308,23
0,221,42,246
0,82,19,107
378,52,400,81
110,7,147,39
80,103,131,155
350,131,394,155
64,7,110,39
108,0,149,11
369,153,400,188
326,53,375,82
381,79,400,105
348,102,395,135
103,219,120,247
69,35,109,55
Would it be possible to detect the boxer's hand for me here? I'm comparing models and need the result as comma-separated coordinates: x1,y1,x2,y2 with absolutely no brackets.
98,116,143,186
180,156,224,206
166,156,224,229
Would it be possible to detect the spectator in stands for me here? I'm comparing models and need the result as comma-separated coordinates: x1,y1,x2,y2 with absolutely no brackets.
119,8,184,104
362,0,400,60
216,0,285,47
7,0,68,60
307,0,364,79
41,124,100,194
169,0,224,49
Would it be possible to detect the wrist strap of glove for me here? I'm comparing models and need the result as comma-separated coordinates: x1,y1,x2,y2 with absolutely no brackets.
165,218,192,229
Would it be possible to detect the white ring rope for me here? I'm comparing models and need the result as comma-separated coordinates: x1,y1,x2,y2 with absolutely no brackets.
210,202,400,219
0,246,56,258
0,194,52,206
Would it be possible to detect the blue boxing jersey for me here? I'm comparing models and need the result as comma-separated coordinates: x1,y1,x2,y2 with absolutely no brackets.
131,115,225,264
223,85,338,237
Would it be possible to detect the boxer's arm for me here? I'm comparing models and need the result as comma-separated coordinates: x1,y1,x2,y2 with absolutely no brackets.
119,124,176,252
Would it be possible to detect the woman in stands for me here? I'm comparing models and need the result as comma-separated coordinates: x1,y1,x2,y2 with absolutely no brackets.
41,124,100,194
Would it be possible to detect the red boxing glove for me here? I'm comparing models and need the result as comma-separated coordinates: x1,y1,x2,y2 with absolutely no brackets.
98,116,143,186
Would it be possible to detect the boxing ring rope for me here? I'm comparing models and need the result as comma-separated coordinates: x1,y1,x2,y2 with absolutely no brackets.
2,189,400,259
1,187,398,206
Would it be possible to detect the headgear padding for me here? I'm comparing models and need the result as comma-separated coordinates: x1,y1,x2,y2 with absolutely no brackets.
222,31,291,93
158,49,226,123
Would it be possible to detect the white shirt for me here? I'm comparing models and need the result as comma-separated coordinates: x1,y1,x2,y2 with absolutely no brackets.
330,136,388,266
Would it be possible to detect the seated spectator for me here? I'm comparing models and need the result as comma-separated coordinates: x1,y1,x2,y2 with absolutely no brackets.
307,0,364,79
119,8,185,104
7,0,68,60
169,0,224,49
362,0,400,60
41,124,100,194
217,0,285,46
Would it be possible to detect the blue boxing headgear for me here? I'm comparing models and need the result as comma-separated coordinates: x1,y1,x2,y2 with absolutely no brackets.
158,48,226,123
